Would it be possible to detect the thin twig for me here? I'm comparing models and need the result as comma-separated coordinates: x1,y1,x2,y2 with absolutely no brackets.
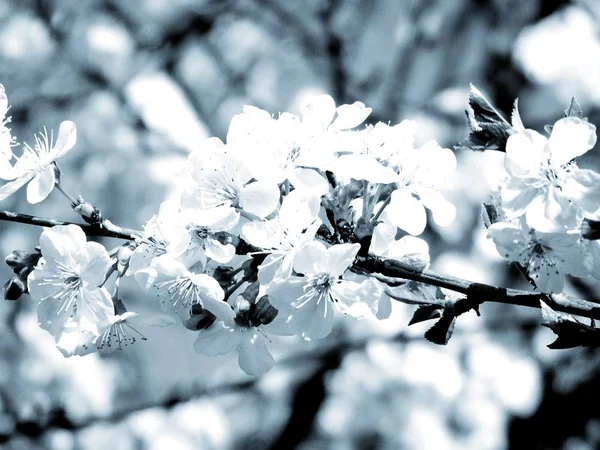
0,210,138,241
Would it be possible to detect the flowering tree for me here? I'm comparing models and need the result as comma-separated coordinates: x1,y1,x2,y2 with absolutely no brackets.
2,82,600,377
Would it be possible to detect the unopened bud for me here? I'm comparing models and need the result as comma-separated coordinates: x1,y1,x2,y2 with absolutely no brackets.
5,250,29,270
5,249,41,274
74,198,103,225
4,276,27,301
249,295,278,326
234,297,252,315
117,246,134,266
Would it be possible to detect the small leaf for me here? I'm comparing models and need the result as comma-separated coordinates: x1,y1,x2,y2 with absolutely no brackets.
454,84,513,152
385,281,446,306
424,307,456,345
564,97,583,119
511,98,525,133
409,304,443,325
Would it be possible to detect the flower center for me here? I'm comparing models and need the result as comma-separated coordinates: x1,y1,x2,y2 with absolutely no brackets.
307,272,334,293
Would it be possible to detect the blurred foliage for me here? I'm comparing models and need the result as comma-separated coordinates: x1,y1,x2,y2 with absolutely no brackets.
1,0,600,449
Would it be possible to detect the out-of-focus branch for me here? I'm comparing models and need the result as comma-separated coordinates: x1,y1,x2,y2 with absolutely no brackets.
0,211,139,241
5,331,417,443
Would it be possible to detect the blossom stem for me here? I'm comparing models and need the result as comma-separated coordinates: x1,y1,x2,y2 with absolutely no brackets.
361,180,369,219
371,194,391,224
54,178,79,206
0,210,139,240
354,255,600,321
225,277,247,300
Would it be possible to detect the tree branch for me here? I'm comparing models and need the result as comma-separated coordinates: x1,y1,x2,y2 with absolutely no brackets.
355,255,600,321
0,211,138,241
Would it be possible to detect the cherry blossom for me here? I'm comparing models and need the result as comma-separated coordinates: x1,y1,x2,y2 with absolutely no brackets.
382,140,457,236
143,255,235,321
0,84,15,160
488,220,592,293
241,189,322,284
501,117,599,231
183,138,280,223
28,225,114,337
0,121,77,203
155,198,237,270
56,306,176,357
268,241,382,340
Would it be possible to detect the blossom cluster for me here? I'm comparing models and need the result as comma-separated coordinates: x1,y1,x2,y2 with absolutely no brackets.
487,105,600,293
0,85,457,375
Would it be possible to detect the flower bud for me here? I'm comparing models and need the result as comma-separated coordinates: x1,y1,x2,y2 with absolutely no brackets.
117,246,134,266
4,276,27,301
5,249,41,274
74,197,102,225
5,250,29,270
249,295,278,326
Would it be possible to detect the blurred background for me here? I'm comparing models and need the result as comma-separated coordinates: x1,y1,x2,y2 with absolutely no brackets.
1,0,600,449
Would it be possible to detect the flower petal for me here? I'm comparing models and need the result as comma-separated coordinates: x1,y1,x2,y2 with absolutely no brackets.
76,286,115,335
325,243,360,277
302,95,336,129
205,239,236,264
370,221,397,256
52,121,77,159
39,225,88,269
330,101,372,131
487,222,528,261
549,117,597,166
26,166,55,204
330,154,399,184
0,175,30,201
239,181,280,218
504,130,547,176
331,279,380,319
193,321,240,356
385,189,427,236
288,168,329,196
293,240,328,275
79,241,112,286
562,169,600,214
238,330,275,376
417,188,456,227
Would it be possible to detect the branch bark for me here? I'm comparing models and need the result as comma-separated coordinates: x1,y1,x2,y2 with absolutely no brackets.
355,255,600,321
0,210,139,241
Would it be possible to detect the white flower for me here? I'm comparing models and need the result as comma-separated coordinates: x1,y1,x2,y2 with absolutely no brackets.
183,138,280,221
193,320,275,376
241,189,321,284
296,95,372,169
0,121,77,203
56,309,176,357
0,84,15,161
383,140,456,236
268,241,381,340
502,117,599,231
144,255,235,321
327,121,416,184
28,225,114,337
128,215,167,288
488,220,592,293
155,199,237,270
227,106,329,195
